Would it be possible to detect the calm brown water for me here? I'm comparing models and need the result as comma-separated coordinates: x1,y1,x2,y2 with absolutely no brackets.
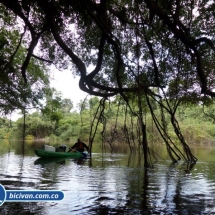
0,140,215,214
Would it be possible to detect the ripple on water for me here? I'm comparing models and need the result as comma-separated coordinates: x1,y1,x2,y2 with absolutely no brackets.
1,152,215,214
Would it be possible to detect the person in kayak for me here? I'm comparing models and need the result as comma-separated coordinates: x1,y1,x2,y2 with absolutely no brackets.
68,138,89,152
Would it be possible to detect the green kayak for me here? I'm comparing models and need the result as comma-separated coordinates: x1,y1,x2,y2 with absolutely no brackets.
34,149,87,159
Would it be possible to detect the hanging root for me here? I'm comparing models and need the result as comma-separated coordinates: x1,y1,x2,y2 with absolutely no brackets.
88,98,107,155
170,116,197,163
146,91,197,164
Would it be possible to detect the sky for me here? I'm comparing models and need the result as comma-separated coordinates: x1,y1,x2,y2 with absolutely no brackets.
50,69,88,108
9,69,88,121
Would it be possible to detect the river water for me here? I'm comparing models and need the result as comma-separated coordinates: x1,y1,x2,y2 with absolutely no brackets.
0,140,215,214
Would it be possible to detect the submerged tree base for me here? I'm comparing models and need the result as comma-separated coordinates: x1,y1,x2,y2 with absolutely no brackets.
87,96,197,168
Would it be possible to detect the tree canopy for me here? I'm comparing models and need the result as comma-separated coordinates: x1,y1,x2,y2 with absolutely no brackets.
0,5,50,115
1,0,214,166
0,0,214,100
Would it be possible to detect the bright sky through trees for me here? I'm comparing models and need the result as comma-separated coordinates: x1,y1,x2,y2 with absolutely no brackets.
9,69,87,121
50,69,88,109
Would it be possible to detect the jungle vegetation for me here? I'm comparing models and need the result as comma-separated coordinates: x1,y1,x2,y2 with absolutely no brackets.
1,95,215,162
0,0,215,166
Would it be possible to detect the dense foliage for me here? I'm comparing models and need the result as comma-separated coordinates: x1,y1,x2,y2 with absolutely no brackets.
0,9,50,115
2,96,215,149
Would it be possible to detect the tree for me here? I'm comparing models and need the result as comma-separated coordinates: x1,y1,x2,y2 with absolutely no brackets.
61,98,73,115
2,0,214,165
0,9,50,116
14,111,54,139
41,88,73,131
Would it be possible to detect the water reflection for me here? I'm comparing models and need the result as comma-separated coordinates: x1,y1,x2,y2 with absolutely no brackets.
0,141,215,214
34,157,68,165
142,161,215,215
34,157,87,166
